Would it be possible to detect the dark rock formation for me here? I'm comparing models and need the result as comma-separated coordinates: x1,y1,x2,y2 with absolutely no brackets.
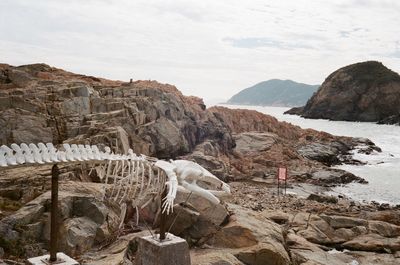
285,61,400,124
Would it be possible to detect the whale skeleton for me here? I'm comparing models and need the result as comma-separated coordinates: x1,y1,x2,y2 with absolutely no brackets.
0,143,230,228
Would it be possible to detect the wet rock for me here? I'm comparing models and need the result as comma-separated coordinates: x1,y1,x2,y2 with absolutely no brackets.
297,142,343,166
309,169,367,186
307,193,338,204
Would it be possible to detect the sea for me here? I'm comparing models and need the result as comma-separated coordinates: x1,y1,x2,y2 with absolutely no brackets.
222,104,400,205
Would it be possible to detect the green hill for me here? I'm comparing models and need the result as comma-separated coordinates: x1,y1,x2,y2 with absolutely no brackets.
227,79,319,107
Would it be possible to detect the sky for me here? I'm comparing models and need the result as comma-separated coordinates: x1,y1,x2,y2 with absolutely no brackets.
1,0,399,104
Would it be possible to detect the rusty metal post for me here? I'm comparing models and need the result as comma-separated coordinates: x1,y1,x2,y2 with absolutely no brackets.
159,186,168,241
50,164,59,262
277,169,280,200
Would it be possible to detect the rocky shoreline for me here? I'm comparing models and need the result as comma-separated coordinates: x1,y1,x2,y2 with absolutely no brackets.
0,63,399,264
285,61,400,126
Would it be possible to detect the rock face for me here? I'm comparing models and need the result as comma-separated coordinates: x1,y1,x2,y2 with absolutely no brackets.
285,61,400,124
0,63,387,263
0,63,374,185
227,79,319,107
0,181,120,258
0,63,232,159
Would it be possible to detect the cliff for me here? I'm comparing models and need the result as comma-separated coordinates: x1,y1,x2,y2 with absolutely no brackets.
0,63,232,159
1,63,395,265
285,61,400,124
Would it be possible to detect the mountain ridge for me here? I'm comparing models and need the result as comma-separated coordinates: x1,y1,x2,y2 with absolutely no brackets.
227,79,319,107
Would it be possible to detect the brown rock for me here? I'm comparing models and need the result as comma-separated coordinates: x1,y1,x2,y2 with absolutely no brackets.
343,233,400,252
286,61,400,124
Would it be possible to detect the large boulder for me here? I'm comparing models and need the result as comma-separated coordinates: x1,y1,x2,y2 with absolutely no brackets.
80,231,151,265
207,204,291,265
0,181,120,258
285,61,400,124
191,249,244,265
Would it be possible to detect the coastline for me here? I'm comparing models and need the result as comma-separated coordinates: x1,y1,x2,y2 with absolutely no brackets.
222,104,400,205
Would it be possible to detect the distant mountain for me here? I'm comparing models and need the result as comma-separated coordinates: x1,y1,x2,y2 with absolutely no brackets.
227,79,319,107
285,61,400,125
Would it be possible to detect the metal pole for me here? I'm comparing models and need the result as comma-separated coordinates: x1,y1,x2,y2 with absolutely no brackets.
50,164,59,262
159,186,168,241
285,167,287,196
277,169,280,200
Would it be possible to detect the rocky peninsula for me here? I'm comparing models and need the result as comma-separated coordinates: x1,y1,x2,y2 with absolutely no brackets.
285,61,400,125
0,63,399,264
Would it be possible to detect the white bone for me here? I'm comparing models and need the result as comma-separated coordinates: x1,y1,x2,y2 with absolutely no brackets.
0,148,7,167
57,151,67,162
77,145,87,160
46,143,60,162
85,145,94,160
29,143,44,164
119,202,127,229
70,144,83,161
101,146,111,160
63,144,75,161
38,143,51,163
11,143,25,164
20,143,35,163
78,144,89,161
182,180,220,204
91,145,101,160
1,145,17,166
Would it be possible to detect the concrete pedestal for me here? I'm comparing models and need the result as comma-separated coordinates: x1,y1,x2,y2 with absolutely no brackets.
136,233,191,265
27,252,79,265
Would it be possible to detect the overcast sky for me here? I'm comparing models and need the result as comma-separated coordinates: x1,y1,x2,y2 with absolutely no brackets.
1,0,399,103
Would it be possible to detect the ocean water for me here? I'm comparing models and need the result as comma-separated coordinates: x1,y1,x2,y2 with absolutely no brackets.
222,104,400,205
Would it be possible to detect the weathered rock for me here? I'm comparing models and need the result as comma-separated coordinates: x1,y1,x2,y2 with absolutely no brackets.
59,217,99,256
346,251,400,265
320,215,368,229
287,232,354,265
233,132,277,153
191,249,244,265
207,204,291,265
343,233,400,252
0,62,389,264
285,61,400,124
309,169,367,186
0,181,119,258
81,231,151,265
360,210,400,226
307,193,338,204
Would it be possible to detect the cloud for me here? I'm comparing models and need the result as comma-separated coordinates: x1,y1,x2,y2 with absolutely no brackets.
223,37,313,50
0,0,399,101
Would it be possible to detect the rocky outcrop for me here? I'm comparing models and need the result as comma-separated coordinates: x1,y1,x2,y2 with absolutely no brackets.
0,63,386,263
0,181,120,258
0,63,233,160
285,61,400,124
0,63,378,186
